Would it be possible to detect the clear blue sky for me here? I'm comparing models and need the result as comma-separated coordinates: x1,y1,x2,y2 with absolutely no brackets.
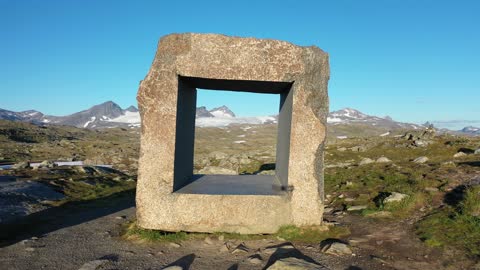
1,0,479,129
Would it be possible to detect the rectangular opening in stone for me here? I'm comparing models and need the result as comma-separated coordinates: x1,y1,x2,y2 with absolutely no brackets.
173,76,293,195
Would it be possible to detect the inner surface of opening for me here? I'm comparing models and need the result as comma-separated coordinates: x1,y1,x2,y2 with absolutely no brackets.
173,76,293,195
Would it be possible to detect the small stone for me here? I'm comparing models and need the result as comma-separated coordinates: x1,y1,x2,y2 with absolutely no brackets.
156,251,164,255
266,257,326,270
376,157,391,163
453,152,467,158
115,216,126,220
169,242,181,248
344,198,355,202
231,243,249,254
413,156,429,164
321,241,352,256
347,205,367,211
162,266,183,270
337,147,347,152
204,236,213,245
475,149,480,155
12,161,30,170
441,161,456,167
247,254,263,264
424,187,439,192
219,243,230,252
218,235,224,241
78,259,109,270
359,158,374,166
25,247,35,252
383,192,408,204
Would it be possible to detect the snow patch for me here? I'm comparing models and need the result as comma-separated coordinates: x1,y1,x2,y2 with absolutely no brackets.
83,116,96,128
108,111,140,124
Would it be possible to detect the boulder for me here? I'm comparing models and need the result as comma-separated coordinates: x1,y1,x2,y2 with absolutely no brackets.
39,160,57,168
413,156,429,164
197,166,237,175
359,158,374,166
266,257,327,270
321,240,352,256
12,161,30,170
384,192,408,204
453,152,467,158
475,148,480,155
376,157,391,163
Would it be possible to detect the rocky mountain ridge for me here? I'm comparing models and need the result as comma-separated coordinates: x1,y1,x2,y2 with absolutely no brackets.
1,102,477,135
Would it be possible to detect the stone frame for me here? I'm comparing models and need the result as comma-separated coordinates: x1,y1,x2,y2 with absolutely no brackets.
136,33,329,234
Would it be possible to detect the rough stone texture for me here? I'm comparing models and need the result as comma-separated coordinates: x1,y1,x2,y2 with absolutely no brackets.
136,33,329,234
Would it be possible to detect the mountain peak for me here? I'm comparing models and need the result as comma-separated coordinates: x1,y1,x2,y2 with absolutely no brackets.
125,105,139,112
209,105,236,118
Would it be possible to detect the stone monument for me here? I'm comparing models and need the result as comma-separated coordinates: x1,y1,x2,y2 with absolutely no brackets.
136,33,329,234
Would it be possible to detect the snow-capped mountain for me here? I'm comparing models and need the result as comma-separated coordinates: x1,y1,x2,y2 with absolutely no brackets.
459,126,480,136
0,101,140,129
196,106,214,118
0,109,44,122
209,105,236,118
328,108,423,130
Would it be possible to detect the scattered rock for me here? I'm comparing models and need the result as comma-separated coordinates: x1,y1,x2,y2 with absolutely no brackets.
115,216,126,220
12,161,30,169
162,266,183,270
169,242,181,248
441,161,456,167
39,160,56,168
266,257,326,269
321,240,352,256
78,259,109,270
25,247,35,252
376,157,391,163
231,243,249,254
413,156,429,164
204,236,213,245
350,145,367,152
359,158,374,166
217,235,224,241
197,166,237,175
337,147,347,152
424,187,439,193
208,151,228,160
219,243,230,252
347,205,367,211
247,254,263,264
475,148,480,155
383,192,408,204
453,152,467,158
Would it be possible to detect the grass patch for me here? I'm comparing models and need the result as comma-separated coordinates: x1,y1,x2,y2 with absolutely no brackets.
124,221,350,244
417,186,480,258
276,225,350,243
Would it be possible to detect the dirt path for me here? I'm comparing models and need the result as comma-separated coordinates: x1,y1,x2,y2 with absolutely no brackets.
0,190,467,270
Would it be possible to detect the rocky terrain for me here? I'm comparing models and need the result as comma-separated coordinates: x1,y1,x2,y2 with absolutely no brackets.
0,118,480,269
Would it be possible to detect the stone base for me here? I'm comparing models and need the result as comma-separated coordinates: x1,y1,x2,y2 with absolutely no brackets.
137,190,320,234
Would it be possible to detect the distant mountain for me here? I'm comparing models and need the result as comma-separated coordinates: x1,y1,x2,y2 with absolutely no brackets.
0,109,44,122
1,103,473,137
328,108,423,130
459,126,480,136
209,105,236,118
196,106,214,118
0,102,139,129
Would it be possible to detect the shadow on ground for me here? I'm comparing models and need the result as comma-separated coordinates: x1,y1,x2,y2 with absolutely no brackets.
262,243,325,269
0,189,135,248
162,254,196,270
